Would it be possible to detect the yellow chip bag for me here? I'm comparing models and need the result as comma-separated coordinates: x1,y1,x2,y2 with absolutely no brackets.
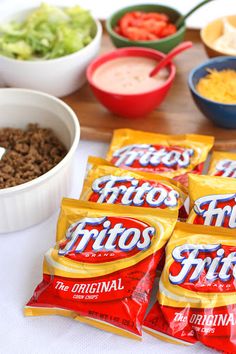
25,199,177,340
187,174,236,228
208,151,236,178
144,222,236,353
106,129,214,186
80,156,188,218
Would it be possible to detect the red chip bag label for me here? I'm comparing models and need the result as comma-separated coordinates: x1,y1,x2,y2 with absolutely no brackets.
192,194,236,228
111,144,194,172
58,216,154,261
169,243,236,292
208,151,236,178
106,129,214,185
144,223,236,353
89,175,179,208
80,156,188,218
25,199,177,340
215,160,236,177
187,174,236,228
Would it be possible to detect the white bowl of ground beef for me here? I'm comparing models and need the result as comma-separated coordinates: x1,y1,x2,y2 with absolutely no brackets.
0,88,80,233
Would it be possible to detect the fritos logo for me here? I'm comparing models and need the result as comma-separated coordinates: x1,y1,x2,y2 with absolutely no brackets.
193,194,236,228
169,243,236,292
59,216,155,263
89,175,179,208
111,144,194,172
215,159,236,178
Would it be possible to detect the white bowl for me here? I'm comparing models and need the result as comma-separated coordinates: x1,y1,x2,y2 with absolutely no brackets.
0,88,80,233
0,8,102,97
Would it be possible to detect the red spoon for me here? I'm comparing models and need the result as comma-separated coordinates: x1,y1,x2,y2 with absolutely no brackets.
149,41,193,77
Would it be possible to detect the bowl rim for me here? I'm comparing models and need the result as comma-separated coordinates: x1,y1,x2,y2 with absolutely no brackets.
106,3,186,45
0,88,80,195
0,7,102,64
200,15,236,56
188,56,236,107
87,46,176,97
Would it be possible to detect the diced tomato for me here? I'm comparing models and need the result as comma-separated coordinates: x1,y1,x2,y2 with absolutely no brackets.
130,18,145,27
132,11,143,19
142,12,169,22
119,13,136,34
159,23,177,38
114,11,176,41
146,32,158,40
139,19,166,36
125,27,150,41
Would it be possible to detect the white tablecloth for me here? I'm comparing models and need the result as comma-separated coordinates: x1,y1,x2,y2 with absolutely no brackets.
0,140,216,354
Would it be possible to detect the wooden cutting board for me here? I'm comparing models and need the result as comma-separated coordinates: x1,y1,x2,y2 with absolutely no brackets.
63,29,236,150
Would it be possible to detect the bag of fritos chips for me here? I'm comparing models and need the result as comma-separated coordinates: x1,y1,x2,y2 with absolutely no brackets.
106,129,214,186
187,174,236,228
80,156,188,218
144,222,236,353
208,151,236,178
25,199,177,340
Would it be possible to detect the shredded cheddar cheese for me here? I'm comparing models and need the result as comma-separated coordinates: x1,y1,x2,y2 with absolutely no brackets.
196,69,236,104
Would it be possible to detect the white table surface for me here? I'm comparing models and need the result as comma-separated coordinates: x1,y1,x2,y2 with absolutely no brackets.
0,1,228,353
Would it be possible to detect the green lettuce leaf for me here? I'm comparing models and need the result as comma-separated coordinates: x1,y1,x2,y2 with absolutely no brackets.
0,3,96,60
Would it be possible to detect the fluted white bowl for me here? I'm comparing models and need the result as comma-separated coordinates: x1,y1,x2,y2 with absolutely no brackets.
0,88,80,233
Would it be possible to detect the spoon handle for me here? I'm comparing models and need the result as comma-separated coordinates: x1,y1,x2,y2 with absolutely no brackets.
176,0,216,29
150,41,193,77
0,146,7,160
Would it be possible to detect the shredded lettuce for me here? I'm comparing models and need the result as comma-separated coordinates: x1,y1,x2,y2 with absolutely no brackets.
0,3,97,60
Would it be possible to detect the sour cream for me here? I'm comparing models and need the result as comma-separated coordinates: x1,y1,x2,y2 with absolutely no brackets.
92,57,169,94
214,17,236,55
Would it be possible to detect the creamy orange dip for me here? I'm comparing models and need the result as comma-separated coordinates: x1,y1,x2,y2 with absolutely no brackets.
92,57,169,94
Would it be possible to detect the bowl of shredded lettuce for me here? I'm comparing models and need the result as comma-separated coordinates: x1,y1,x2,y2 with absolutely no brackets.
0,3,102,96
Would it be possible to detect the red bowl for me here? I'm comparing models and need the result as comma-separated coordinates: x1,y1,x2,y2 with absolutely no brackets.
87,47,176,119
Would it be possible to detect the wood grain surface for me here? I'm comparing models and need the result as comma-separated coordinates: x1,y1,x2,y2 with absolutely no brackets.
63,29,236,150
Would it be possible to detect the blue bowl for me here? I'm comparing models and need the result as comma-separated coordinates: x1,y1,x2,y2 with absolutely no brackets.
188,57,236,129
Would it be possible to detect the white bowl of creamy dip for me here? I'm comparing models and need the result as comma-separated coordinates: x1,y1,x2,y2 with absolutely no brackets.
87,47,176,118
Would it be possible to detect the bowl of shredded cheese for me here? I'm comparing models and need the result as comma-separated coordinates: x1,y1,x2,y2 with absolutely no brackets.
188,56,236,129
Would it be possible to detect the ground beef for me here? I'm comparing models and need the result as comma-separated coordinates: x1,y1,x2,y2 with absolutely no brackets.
0,124,67,189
